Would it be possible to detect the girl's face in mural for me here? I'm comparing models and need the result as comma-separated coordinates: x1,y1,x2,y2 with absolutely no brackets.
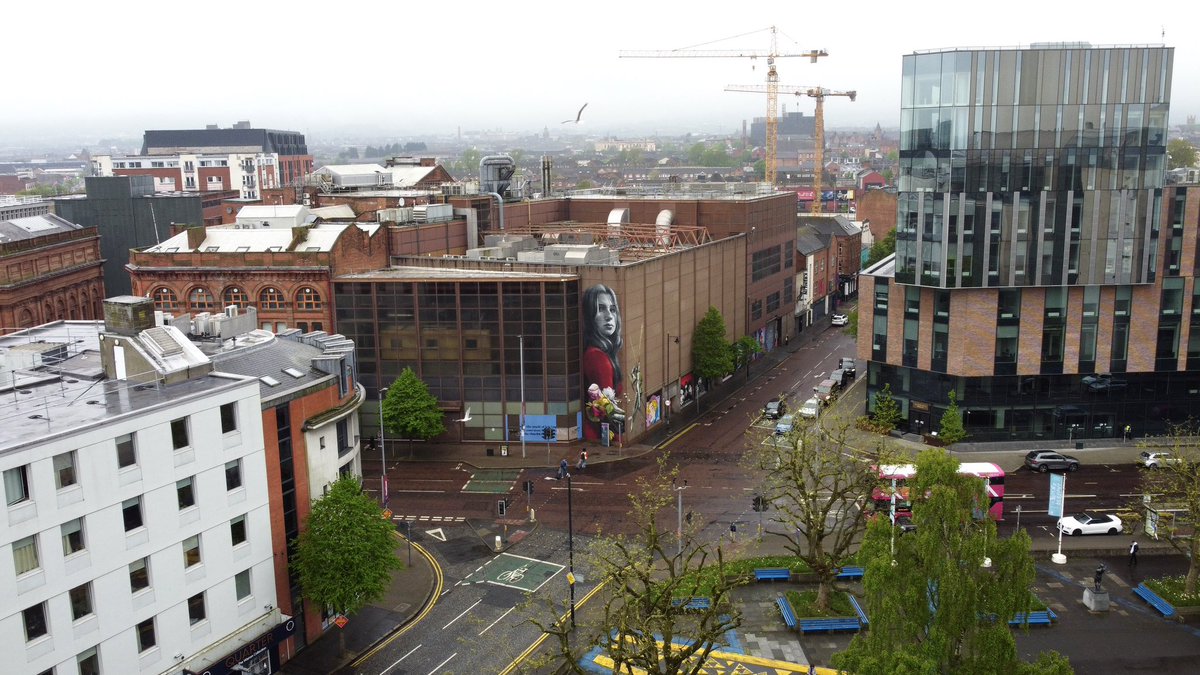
593,292,618,338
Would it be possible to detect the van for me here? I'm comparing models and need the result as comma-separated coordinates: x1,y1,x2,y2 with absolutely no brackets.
813,379,838,404
830,369,849,388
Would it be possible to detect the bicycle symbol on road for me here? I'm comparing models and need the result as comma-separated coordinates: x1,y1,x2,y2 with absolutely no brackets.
497,564,530,583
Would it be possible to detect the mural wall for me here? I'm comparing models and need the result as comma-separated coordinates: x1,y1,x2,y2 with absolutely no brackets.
582,284,626,443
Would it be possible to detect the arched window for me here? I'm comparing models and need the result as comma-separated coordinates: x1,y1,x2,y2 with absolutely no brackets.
17,308,34,328
152,287,179,311
188,287,216,311
296,287,323,310
223,286,251,308
258,287,286,310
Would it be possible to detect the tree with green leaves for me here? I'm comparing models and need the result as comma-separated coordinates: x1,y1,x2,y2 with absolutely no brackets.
382,367,446,457
845,309,859,338
742,418,898,612
834,449,1071,675
871,383,901,431
692,307,733,394
1136,422,1200,594
1168,138,1197,170
731,335,762,380
866,228,896,267
528,458,744,674
939,389,968,445
292,476,402,657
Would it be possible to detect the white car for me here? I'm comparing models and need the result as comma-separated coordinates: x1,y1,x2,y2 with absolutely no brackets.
775,414,796,435
831,313,849,326
1057,512,1123,536
1139,451,1180,469
797,397,821,419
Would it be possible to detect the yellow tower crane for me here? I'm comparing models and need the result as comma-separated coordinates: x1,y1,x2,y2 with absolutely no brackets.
620,27,826,185
726,85,856,211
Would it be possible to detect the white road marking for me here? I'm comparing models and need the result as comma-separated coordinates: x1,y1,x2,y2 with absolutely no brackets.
381,645,421,674
428,653,457,675
480,607,516,635
443,600,481,629
395,489,446,494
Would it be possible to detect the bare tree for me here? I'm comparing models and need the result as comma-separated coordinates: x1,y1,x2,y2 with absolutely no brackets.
742,416,898,611
524,458,744,674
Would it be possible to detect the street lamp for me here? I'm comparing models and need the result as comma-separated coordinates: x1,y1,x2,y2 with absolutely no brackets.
567,472,576,628
665,333,679,427
673,478,690,557
379,387,388,507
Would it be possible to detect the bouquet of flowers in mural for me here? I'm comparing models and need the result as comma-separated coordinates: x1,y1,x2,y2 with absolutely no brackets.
585,383,626,434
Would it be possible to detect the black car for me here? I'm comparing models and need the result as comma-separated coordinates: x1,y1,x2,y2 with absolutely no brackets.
838,357,856,377
763,397,787,419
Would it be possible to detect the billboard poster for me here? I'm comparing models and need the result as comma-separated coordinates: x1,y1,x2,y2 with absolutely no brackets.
645,393,662,427
680,372,696,406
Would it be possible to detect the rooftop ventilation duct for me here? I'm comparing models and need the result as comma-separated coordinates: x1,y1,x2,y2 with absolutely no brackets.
655,209,674,226
479,155,516,197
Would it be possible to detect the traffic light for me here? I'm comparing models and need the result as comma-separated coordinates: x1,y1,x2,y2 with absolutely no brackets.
752,495,763,512
542,427,555,440
498,499,507,517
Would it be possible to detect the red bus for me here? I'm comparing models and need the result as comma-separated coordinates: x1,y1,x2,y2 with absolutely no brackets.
872,462,1005,521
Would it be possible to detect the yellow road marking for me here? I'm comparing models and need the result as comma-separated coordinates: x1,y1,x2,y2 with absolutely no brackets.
349,533,444,668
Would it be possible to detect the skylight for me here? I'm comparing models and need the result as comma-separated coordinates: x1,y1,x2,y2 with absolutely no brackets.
260,376,280,387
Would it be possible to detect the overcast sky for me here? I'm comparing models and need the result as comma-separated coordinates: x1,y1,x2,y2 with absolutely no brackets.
5,0,1195,144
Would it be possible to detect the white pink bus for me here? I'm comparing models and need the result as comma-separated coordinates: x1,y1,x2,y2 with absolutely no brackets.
872,462,1006,521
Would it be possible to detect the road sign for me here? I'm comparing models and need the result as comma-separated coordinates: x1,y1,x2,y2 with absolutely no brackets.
381,509,393,520
333,615,349,629
567,571,576,585
1048,473,1066,518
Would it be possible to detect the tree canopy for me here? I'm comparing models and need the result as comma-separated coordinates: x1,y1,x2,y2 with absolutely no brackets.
743,418,898,611
866,228,897,267
1136,422,1200,594
834,449,1071,675
871,383,901,431
292,476,402,655
939,390,968,445
382,368,446,451
692,307,733,384
1168,138,1197,170
530,458,743,674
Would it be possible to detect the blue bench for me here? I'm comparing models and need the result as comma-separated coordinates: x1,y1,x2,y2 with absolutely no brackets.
848,594,869,627
776,596,798,630
799,618,862,633
1009,609,1057,626
835,566,865,580
755,568,791,582
1134,583,1176,618
671,597,712,612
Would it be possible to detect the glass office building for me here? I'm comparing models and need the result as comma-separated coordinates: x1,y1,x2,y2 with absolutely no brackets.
863,44,1193,441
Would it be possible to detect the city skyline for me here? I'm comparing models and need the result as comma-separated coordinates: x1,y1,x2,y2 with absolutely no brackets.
4,0,1195,147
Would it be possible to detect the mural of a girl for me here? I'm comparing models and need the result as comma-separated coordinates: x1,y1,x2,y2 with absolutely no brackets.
582,284,626,441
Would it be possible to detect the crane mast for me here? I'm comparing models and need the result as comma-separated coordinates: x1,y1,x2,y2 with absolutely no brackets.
726,84,855,209
620,26,826,185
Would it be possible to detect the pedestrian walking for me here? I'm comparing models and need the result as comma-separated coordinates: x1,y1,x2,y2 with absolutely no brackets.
1123,424,1132,442
558,458,568,480
1129,540,1139,566
577,449,588,472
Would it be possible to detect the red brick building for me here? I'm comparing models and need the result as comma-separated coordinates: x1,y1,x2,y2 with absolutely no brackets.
0,211,105,333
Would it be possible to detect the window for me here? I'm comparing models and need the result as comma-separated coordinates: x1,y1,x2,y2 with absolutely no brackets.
225,459,243,490
136,617,156,652
235,569,252,600
116,433,136,468
122,496,143,531
188,592,207,625
78,647,100,675
69,583,93,621
152,287,179,311
259,287,286,310
171,417,190,449
188,287,216,311
223,286,251,308
230,514,247,546
296,287,323,310
23,602,47,641
220,402,238,433
177,477,196,509
183,535,201,568
129,557,150,592
4,465,30,505
62,518,85,555
54,451,78,489
13,535,39,575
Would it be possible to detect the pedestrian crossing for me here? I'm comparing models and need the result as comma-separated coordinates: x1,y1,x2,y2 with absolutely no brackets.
391,514,466,523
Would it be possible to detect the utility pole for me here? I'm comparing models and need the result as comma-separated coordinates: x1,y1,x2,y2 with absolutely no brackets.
674,478,690,556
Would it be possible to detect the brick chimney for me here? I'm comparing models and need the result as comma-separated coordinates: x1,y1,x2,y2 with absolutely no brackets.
187,226,207,251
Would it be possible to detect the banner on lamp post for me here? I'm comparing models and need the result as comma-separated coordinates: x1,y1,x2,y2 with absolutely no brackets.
1048,472,1066,518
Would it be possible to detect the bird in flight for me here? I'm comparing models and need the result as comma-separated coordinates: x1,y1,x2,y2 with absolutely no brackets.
456,407,472,423
562,103,588,124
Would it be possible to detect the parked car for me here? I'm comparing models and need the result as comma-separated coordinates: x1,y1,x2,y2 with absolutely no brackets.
1080,373,1112,387
798,397,821,419
763,397,787,420
813,379,838,404
829,369,850,387
831,313,849,326
1024,450,1080,472
1139,451,1180,469
775,414,796,435
895,515,917,534
838,357,856,377
1087,378,1127,393
1057,512,1123,536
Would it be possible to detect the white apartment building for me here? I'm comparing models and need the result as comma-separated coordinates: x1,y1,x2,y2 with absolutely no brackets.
1,309,289,674
90,153,278,201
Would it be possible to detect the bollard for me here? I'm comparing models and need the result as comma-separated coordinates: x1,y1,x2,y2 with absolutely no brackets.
495,535,502,551
529,508,536,522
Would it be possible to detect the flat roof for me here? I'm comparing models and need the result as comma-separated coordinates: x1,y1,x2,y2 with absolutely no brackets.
337,265,577,282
